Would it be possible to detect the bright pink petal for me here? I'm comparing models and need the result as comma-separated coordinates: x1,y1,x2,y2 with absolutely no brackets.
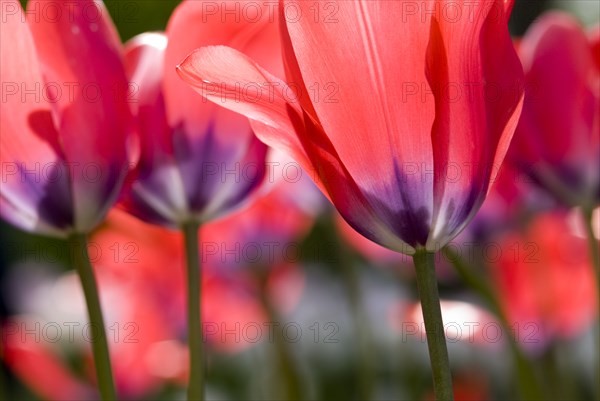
513,11,599,202
177,45,310,170
281,0,436,246
179,1,525,252
124,33,168,128
0,1,73,236
178,46,415,252
518,12,595,161
27,0,133,232
503,0,515,16
425,0,524,247
164,0,281,144
162,1,282,222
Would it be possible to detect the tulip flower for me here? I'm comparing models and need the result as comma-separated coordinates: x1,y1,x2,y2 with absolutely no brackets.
510,12,599,210
177,0,523,255
177,1,524,399
490,211,598,348
1,1,134,398
509,11,600,302
0,0,133,237
119,1,282,399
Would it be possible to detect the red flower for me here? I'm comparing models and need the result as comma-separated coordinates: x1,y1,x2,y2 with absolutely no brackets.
118,0,283,227
177,0,524,254
2,318,93,400
0,0,134,236
510,11,600,207
490,211,598,346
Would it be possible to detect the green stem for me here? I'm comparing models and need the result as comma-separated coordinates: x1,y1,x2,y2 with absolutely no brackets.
0,360,7,401
256,269,302,401
443,246,544,400
341,255,375,401
412,250,454,401
69,233,116,401
182,222,204,401
582,208,599,299
581,208,600,401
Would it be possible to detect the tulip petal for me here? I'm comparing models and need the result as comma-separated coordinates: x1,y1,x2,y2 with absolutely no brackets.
290,107,416,253
177,45,311,171
27,0,132,232
589,24,600,72
177,46,413,251
425,0,524,247
121,33,189,226
513,11,598,200
281,0,437,247
165,1,280,220
164,0,282,149
191,133,268,222
0,1,73,236
163,0,277,141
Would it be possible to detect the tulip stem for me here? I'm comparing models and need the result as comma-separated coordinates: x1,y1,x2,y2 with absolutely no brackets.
581,208,599,401
340,254,375,401
69,233,116,401
182,222,204,401
443,246,544,400
582,208,599,297
412,250,453,401
254,267,303,401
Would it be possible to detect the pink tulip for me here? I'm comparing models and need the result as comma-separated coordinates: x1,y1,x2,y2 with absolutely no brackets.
2,318,93,400
510,11,600,207
490,211,598,347
119,0,282,227
177,0,524,254
0,0,134,237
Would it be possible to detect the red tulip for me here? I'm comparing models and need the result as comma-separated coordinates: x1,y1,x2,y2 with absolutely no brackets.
490,211,598,346
0,0,134,237
119,0,283,228
510,11,600,207
2,317,93,400
177,0,524,254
